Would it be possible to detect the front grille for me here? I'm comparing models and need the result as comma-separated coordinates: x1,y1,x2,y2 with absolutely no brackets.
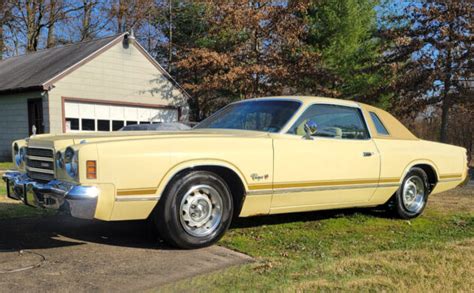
26,147,55,182
27,159,54,170
28,171,55,182
27,148,54,158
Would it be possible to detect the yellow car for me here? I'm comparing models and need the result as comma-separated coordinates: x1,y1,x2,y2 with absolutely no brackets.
3,97,469,248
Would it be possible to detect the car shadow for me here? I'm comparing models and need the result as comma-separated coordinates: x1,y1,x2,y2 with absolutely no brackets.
0,205,389,252
231,207,392,229
0,211,167,251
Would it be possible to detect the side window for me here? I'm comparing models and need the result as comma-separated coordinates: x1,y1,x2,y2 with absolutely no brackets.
369,112,390,135
288,104,370,140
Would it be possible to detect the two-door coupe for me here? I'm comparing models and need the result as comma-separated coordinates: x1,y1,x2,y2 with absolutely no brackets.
3,97,469,248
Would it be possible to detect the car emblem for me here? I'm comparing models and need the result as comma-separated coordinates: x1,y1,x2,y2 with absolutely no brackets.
251,173,269,181
41,162,50,168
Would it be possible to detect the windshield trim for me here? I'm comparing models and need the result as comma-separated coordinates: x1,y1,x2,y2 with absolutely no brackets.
194,98,303,133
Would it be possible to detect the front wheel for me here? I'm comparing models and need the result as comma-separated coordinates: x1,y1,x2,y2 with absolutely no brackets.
153,171,233,249
391,167,430,219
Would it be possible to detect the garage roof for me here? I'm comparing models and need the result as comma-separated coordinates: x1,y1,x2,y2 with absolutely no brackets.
0,33,189,97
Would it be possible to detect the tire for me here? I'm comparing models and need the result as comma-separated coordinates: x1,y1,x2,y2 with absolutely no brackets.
391,167,430,219
153,171,233,249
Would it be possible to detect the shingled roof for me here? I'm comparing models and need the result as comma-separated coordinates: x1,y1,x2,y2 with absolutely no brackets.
0,33,189,97
0,34,125,94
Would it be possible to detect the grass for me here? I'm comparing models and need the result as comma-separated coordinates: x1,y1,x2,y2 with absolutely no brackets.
0,176,56,219
0,165,472,291
0,161,13,170
162,186,474,292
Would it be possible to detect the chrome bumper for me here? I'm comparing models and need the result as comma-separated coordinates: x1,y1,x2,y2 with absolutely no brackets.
2,171,99,219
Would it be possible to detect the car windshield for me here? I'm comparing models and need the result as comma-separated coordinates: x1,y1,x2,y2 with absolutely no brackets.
195,100,301,132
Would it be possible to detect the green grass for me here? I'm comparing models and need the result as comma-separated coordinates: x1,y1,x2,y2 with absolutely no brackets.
162,187,474,292
0,161,13,170
0,178,56,219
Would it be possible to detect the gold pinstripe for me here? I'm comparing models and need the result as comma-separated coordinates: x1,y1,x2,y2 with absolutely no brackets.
248,177,400,191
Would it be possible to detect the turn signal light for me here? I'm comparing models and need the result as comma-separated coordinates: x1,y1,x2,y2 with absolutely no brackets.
86,160,97,179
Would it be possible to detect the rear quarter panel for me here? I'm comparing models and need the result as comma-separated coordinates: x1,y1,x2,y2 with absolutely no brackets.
371,138,466,204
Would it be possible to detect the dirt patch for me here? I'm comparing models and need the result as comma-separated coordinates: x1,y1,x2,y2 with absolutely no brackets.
428,186,474,213
0,216,252,292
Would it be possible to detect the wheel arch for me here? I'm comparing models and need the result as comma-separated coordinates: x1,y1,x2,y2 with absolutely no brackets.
154,160,249,218
401,160,439,192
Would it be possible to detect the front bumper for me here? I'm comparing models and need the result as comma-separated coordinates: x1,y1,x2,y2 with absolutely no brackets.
2,171,99,219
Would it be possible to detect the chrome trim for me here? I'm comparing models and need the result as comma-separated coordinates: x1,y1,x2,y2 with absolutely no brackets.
26,166,55,174
438,178,463,183
25,145,52,150
2,171,99,219
115,196,160,202
246,182,400,196
284,102,373,140
27,155,55,162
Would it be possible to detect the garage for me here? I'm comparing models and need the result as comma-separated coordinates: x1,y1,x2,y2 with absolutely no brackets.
0,33,189,160
64,100,180,132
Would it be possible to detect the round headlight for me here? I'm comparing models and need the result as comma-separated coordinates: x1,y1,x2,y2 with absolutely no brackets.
56,151,64,169
20,147,26,162
14,145,26,167
65,147,78,178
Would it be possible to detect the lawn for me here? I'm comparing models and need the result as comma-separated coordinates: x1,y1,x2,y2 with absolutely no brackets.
163,186,474,292
0,172,472,291
0,175,56,219
0,161,13,170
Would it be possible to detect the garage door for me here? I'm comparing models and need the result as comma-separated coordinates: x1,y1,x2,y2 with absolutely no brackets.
64,101,179,132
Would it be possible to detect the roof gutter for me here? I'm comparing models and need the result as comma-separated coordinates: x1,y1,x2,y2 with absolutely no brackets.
0,85,46,95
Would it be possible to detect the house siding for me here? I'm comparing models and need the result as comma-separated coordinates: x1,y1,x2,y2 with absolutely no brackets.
0,91,47,161
47,41,188,134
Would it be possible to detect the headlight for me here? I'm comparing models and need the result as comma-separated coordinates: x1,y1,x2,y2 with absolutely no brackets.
56,151,64,169
14,144,26,167
64,147,78,178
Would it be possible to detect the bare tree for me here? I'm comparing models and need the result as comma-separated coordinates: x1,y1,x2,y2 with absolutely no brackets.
0,0,15,59
381,0,473,142
107,0,155,33
13,0,81,52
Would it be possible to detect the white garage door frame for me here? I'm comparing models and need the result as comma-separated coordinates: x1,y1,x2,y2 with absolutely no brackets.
61,97,181,133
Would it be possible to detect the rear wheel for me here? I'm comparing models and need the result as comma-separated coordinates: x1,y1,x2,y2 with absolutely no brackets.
391,167,430,219
153,171,233,249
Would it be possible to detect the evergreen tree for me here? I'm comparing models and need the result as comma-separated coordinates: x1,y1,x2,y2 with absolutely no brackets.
303,0,385,104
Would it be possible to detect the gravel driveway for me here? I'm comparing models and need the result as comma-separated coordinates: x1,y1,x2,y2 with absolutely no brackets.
0,216,252,292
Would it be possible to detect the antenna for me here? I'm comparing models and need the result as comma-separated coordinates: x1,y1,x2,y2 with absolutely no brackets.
168,0,173,72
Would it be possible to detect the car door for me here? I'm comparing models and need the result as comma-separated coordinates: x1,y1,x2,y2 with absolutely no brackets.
271,103,380,214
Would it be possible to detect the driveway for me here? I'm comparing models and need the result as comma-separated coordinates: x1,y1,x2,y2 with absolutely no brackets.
0,215,252,292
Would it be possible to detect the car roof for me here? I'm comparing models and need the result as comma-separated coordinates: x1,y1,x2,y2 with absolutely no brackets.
238,96,418,141
239,96,360,107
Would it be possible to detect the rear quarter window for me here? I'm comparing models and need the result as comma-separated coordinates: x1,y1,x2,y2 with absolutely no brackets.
370,112,390,135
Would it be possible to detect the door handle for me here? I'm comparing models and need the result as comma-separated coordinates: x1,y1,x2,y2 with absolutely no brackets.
363,152,374,157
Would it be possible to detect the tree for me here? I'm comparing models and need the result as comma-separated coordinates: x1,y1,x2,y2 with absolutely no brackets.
303,0,385,104
107,0,155,33
11,0,82,52
0,0,15,59
79,0,99,41
380,0,473,142
156,1,318,121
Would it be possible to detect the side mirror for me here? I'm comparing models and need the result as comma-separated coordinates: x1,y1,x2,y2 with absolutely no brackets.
303,120,318,140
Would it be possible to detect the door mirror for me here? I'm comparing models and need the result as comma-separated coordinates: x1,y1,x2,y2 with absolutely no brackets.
303,120,318,140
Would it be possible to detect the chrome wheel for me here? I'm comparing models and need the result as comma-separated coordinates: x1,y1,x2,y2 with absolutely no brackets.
402,176,425,213
179,185,223,237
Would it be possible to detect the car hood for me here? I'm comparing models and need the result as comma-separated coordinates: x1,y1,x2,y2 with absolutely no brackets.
25,129,270,150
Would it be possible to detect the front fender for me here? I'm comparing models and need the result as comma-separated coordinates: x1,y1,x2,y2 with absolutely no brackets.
155,159,250,199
